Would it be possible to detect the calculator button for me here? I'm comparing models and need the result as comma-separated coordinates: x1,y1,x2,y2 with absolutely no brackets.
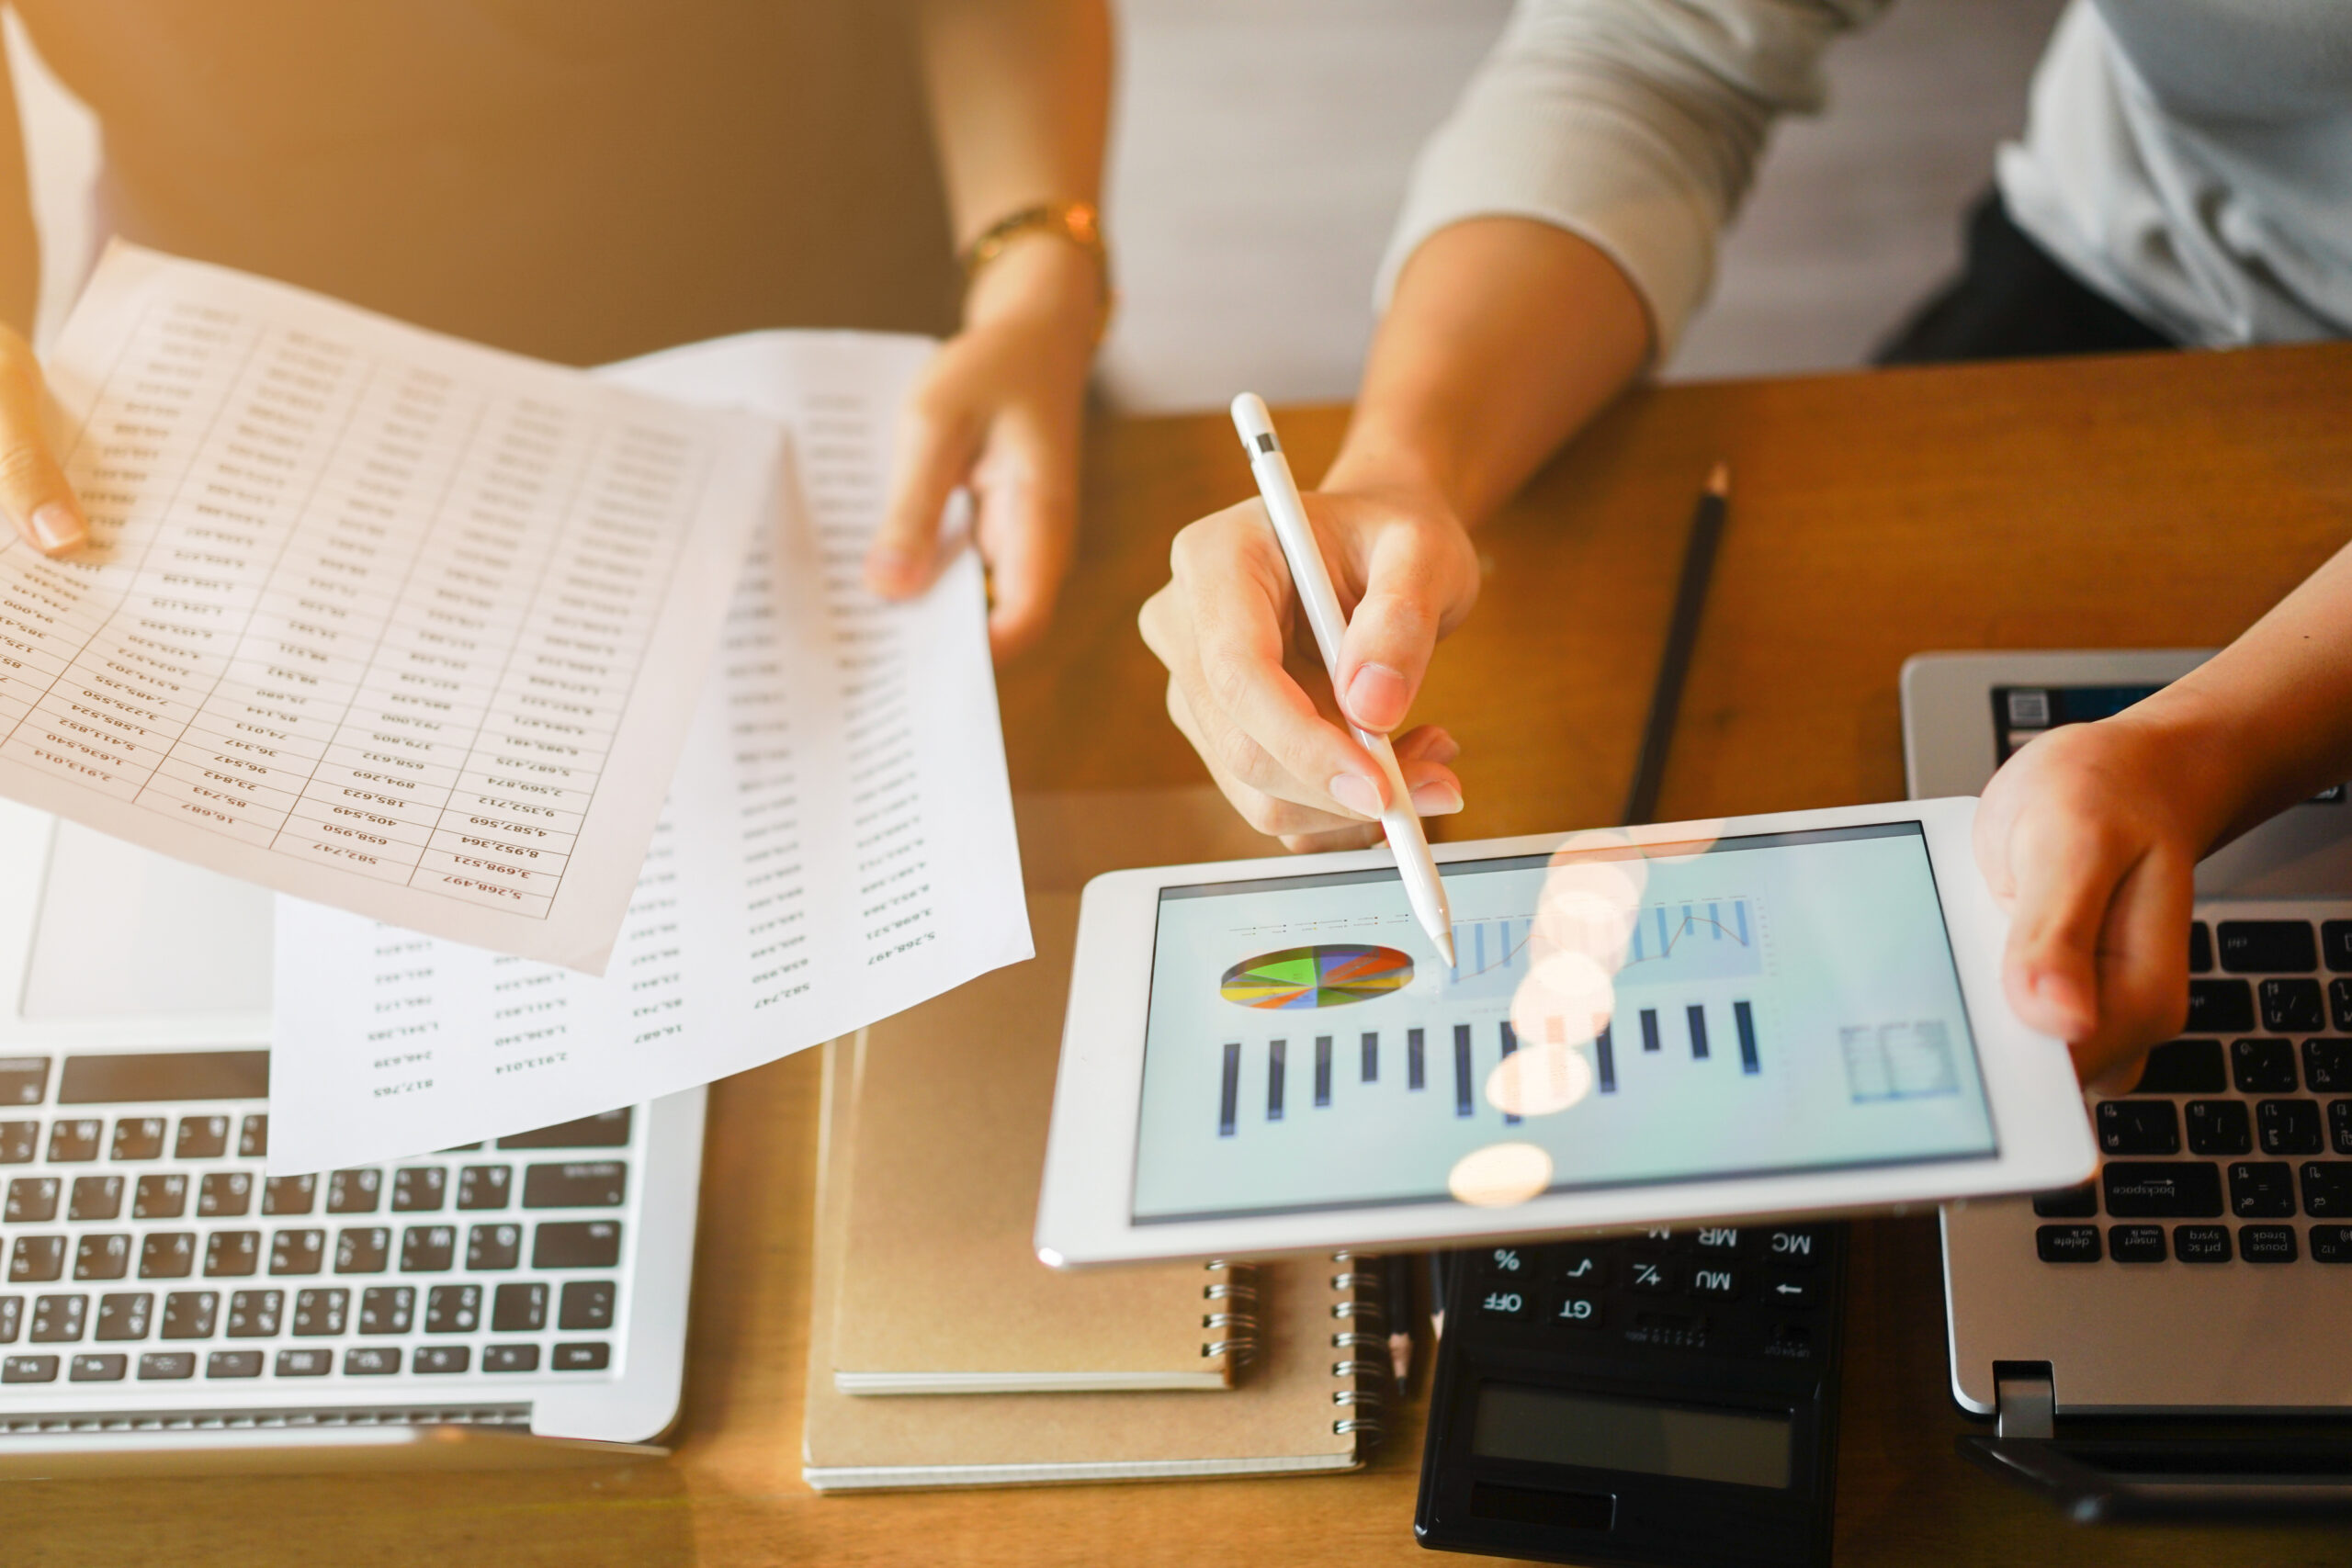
1761,1272,1817,1308
2261,1101,2325,1155
1552,1248,1608,1287
1690,1226,1744,1254
269,1229,324,1275
1476,1246,1534,1280
2231,1038,2298,1094
67,1352,123,1382
291,1289,348,1337
532,1221,621,1269
1763,1227,1828,1266
74,1234,130,1280
0,1123,33,1163
2097,1100,2179,1156
10,1235,63,1282
1475,1286,1533,1320
175,1115,229,1159
1687,1264,1739,1300
2301,1162,2352,1217
552,1342,611,1371
2305,1041,2352,1093
0,1060,44,1105
2312,1225,2352,1263
1623,1257,1679,1294
261,1176,314,1216
161,1291,220,1338
138,1352,195,1381
6,1177,58,1223
401,1226,456,1272
2261,979,2326,1034
2104,1162,2224,1217
238,1115,268,1158
274,1348,329,1377
2108,1224,2167,1263
204,1231,259,1278
483,1344,539,1373
1545,1292,1603,1329
456,1166,512,1210
2186,1100,2253,1156
199,1172,253,1217
467,1223,522,1271
414,1346,470,1375
1,1354,55,1382
492,1281,547,1332
47,1120,100,1162
2228,1162,2297,1218
426,1284,481,1334
334,1226,390,1274
1625,1228,1678,1254
325,1169,382,1215
2035,1225,2101,1262
69,1176,124,1222
207,1350,263,1378
139,1233,195,1280
2189,981,2256,1035
559,1280,616,1331
108,1118,165,1161
30,1293,85,1341
357,1286,414,1335
2239,1224,2299,1263
2218,920,2318,974
343,1347,401,1376
133,1174,187,1219
224,1291,281,1337
390,1168,446,1213
498,1110,631,1149
524,1162,627,1209
2129,1039,2226,1094
94,1292,152,1340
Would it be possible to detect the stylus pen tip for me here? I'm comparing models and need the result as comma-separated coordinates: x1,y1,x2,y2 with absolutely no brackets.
1706,458,1730,497
1435,929,1457,968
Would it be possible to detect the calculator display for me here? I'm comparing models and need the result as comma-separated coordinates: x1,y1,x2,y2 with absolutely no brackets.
1132,821,1996,1223
1471,1384,1792,1490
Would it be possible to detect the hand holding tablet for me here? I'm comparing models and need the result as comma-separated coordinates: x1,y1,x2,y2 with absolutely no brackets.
1035,797,2096,1267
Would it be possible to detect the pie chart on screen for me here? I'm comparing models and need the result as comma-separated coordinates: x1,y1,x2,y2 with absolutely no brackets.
1218,945,1415,1010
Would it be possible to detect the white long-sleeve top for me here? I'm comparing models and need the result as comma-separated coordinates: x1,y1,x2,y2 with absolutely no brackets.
1383,0,2352,355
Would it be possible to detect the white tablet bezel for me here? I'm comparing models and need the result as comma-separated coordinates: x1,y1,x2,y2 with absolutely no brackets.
1035,796,2096,1267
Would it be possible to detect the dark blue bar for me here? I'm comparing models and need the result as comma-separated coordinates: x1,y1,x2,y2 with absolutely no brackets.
1408,1028,1426,1090
1218,1043,1239,1136
1315,1035,1333,1107
1687,1005,1709,1060
1640,1009,1661,1053
1596,1024,1616,1093
1734,1000,1759,1074
1361,1032,1378,1083
1453,1025,1473,1117
1268,1039,1286,1121
1498,1021,1520,1124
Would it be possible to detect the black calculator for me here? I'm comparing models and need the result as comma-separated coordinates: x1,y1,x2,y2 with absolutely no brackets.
1415,1224,1847,1568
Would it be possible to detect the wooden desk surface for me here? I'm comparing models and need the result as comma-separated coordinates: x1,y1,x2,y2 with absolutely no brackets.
11,344,2348,1565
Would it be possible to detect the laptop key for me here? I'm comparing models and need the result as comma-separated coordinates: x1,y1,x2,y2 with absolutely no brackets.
274,1348,328,1377
2261,979,2326,1034
334,1227,390,1274
175,1115,229,1159
2228,1162,2297,1218
1,1354,55,1382
2190,982,2256,1035
2257,1100,2325,1156
523,1162,628,1209
357,1285,413,1335
2239,1225,2299,1263
203,1231,259,1278
93,1292,151,1341
2035,1225,2100,1262
532,1221,622,1269
325,1169,381,1215
0,1060,44,1106
72,1233,130,1280
2218,920,2318,974
290,1289,347,1337
30,1294,85,1341
0,1123,33,1164
2300,1161,2352,1217
10,1235,63,1282
198,1172,253,1217
2096,1100,2179,1156
0,1297,18,1343
2174,1224,2233,1262
2186,1100,2253,1156
47,1120,100,1162
133,1174,187,1219
139,1233,195,1280
390,1168,446,1213
6,1177,58,1223
68,1176,123,1223
2327,921,2352,973
467,1223,522,1271
137,1352,195,1381
70,1352,126,1382
483,1344,539,1373
2129,1039,2225,1094
207,1350,263,1378
414,1346,469,1375
2232,1038,2299,1094
269,1229,323,1276
2107,1224,2166,1262
2334,1101,2352,1156
238,1116,267,1158
343,1347,400,1376
2031,1185,2098,1218
2312,1224,2352,1263
108,1118,165,1161
2189,921,2213,975
456,1165,512,1211
492,1281,547,1332
161,1292,219,1338
2305,1040,2352,1093
552,1342,610,1371
260,1176,314,1216
2102,1162,2224,1217
559,1280,616,1330
498,1110,631,1149
425,1284,481,1333
400,1225,456,1272
224,1290,281,1337
2335,980,2352,1033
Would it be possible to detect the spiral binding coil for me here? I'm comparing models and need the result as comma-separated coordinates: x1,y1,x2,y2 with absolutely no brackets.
1327,1251,1387,1441
1201,1259,1261,1366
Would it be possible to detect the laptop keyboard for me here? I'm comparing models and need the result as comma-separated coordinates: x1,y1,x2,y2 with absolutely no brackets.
2031,916,2352,1268
0,1054,631,1394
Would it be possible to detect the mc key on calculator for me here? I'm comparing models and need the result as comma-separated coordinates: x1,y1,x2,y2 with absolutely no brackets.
1417,1224,1847,1568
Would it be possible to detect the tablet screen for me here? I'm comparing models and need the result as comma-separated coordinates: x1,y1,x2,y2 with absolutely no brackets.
1132,821,1996,1223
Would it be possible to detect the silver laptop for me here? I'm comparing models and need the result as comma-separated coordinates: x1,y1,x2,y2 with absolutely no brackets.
0,799,700,1472
1903,651,2352,1515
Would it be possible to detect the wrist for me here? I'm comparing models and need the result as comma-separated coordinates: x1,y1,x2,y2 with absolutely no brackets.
961,225,1108,345
2106,687,2259,854
1321,433,1463,523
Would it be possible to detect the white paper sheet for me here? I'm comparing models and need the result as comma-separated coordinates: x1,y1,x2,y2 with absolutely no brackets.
0,245,779,973
265,333,1033,1173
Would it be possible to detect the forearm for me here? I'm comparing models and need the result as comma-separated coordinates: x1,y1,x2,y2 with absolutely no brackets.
2125,538,2352,848
1322,218,1650,525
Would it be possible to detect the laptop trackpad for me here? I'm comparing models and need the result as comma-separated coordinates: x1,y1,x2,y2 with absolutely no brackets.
20,822,272,1019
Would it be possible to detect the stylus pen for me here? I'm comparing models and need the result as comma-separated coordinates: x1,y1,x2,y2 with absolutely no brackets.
1621,461,1730,826
1230,393,1455,967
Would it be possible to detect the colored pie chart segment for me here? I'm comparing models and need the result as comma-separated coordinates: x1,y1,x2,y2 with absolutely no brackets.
1219,944,1415,1010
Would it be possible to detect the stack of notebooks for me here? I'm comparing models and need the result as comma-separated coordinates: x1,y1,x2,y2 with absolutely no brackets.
803,885,1389,1490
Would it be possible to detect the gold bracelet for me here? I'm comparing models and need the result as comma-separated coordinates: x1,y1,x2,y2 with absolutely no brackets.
958,199,1114,336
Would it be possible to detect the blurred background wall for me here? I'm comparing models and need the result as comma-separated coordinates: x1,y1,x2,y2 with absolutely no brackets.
8,0,2066,403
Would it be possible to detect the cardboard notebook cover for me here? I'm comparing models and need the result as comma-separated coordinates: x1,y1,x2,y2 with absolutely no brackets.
804,1039,1384,1489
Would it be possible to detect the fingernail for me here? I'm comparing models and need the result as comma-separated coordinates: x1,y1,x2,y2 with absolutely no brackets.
1329,772,1384,819
31,503,81,552
1409,781,1463,816
1345,663,1409,730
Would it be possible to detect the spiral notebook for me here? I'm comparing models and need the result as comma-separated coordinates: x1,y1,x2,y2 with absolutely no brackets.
830,895,1239,1393
804,1035,1385,1488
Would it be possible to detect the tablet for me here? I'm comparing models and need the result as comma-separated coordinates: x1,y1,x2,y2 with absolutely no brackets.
1035,798,2096,1266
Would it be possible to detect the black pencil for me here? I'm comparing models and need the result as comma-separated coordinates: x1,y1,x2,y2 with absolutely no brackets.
1621,461,1731,827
